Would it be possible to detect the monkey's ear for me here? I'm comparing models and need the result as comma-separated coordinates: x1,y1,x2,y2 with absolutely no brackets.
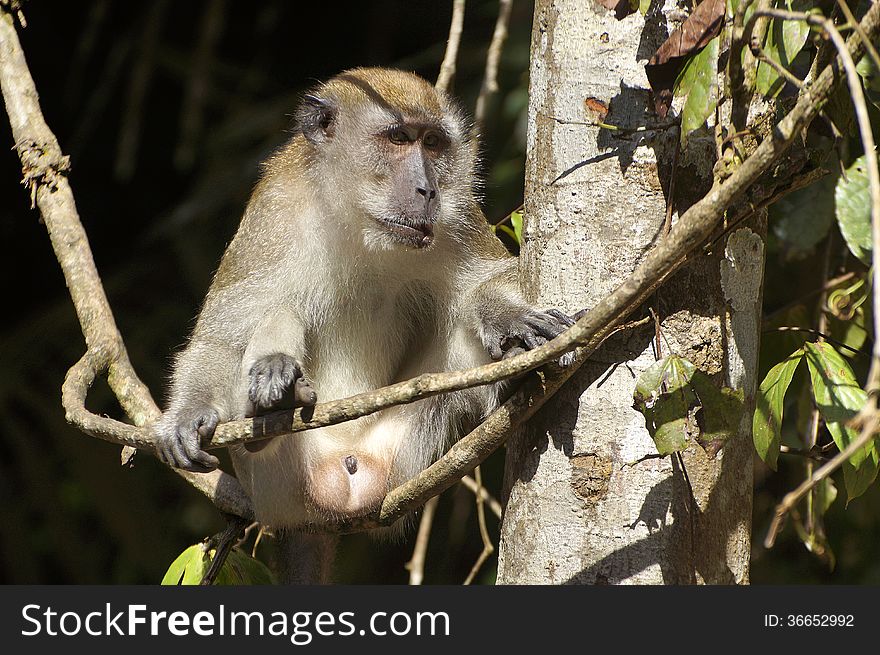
296,94,337,144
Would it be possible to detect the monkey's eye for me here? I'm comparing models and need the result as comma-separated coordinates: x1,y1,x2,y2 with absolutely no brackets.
388,128,411,145
423,131,442,149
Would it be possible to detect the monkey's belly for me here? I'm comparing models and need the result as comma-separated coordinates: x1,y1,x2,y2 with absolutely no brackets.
230,413,406,527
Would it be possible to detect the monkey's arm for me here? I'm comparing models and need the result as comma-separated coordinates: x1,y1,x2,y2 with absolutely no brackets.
468,256,575,364
154,339,241,472
155,302,316,469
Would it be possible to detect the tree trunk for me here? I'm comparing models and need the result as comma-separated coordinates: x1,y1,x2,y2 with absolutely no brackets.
497,0,762,584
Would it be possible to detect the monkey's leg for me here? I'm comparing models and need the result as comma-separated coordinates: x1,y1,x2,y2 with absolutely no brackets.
276,530,338,584
245,352,317,453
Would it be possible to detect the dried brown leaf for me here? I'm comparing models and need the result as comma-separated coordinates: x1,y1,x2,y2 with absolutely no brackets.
645,0,726,117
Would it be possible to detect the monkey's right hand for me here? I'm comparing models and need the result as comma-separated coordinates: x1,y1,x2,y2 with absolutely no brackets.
154,407,222,473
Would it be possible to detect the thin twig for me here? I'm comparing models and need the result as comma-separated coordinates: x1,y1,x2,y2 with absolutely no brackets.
114,0,169,181
463,466,494,585
703,167,830,252
836,0,880,75
763,272,856,322
405,496,439,585
765,413,880,547
765,326,867,357
175,0,227,171
474,0,513,129
436,0,466,94
750,40,806,90
755,8,880,390
549,115,680,135
663,132,680,237
779,444,830,463
460,474,503,519
0,9,254,520
729,0,771,136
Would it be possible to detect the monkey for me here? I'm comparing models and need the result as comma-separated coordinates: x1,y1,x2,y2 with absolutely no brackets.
154,68,575,582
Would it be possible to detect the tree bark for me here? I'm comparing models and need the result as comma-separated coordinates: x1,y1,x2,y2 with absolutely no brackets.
497,0,762,584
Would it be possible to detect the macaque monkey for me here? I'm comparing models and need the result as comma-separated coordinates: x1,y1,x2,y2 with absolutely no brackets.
155,68,573,581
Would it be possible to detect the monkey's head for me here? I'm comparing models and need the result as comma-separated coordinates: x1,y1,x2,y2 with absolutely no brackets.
293,68,477,251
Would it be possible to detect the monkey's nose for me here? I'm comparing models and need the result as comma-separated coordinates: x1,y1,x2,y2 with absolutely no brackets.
416,186,437,200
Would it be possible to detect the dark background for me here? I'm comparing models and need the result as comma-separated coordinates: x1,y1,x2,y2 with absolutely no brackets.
0,0,877,584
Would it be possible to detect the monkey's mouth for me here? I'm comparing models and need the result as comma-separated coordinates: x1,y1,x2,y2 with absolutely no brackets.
376,217,434,249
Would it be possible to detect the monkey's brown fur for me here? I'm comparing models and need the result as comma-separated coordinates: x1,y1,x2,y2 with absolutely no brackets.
156,68,573,581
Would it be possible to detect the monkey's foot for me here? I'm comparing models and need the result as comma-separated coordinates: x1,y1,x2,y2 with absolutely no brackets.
154,406,221,472
245,353,317,453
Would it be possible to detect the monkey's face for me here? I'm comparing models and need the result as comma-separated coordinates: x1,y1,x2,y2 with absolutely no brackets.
358,121,451,250
295,69,476,253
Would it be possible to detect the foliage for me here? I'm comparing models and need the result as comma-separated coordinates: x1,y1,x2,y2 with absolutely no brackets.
633,355,743,457
162,544,274,586
640,0,880,574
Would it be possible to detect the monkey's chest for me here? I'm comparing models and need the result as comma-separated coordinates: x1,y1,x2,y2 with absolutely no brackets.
302,288,432,403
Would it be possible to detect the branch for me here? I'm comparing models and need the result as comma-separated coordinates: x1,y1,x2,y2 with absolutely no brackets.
5,0,880,534
765,412,880,547
474,0,513,129
0,7,254,520
463,465,494,585
200,515,249,586
404,496,438,585
435,0,466,94
460,474,503,519
753,7,880,390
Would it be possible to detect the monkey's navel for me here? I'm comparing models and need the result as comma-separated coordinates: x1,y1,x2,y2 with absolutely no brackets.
343,455,358,474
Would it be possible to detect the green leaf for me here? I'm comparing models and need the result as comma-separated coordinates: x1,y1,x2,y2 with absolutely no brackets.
678,36,720,143
753,349,804,470
793,478,837,570
510,210,523,245
804,342,872,467
816,476,838,515
835,153,875,264
634,355,699,455
755,2,811,97
213,549,275,585
769,174,836,255
843,452,880,504
635,356,746,457
690,371,745,457
857,54,880,92
639,0,651,15
162,544,275,585
162,544,209,585
827,305,869,356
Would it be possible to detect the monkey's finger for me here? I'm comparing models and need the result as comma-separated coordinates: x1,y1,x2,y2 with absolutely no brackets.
164,433,194,470
502,345,527,359
293,377,318,406
520,331,542,350
544,308,576,327
525,317,567,341
558,351,576,367
487,341,504,361
180,429,220,472
156,442,177,469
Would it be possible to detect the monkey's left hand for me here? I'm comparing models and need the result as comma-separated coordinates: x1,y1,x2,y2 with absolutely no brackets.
482,308,576,366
